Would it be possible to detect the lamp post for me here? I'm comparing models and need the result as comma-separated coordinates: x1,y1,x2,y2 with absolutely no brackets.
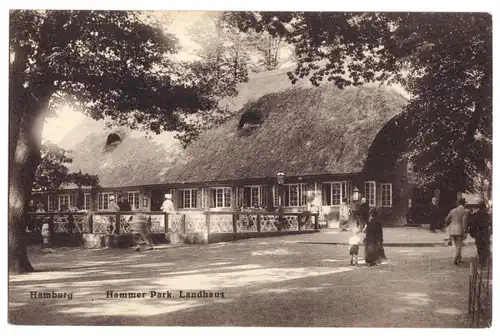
352,186,360,229
276,171,285,231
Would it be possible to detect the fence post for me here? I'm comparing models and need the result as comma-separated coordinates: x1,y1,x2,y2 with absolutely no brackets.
181,214,186,234
88,213,93,234
206,213,211,235
298,214,302,231
115,213,120,234
314,214,319,230
232,213,237,233
471,262,477,327
476,274,482,328
256,214,261,232
469,262,473,314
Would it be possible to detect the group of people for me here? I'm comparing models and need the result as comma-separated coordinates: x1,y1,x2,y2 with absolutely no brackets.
425,195,491,267
345,195,492,268
347,204,387,267
445,198,492,266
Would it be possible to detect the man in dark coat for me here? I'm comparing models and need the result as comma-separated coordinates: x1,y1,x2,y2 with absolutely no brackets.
428,197,440,232
359,197,370,232
468,201,491,266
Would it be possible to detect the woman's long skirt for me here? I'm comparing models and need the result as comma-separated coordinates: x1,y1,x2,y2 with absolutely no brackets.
364,240,387,264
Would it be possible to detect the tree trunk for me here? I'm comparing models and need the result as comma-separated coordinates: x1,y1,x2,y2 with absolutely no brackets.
9,93,47,274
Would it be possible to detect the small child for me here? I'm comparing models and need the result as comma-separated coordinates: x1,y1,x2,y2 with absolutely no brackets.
348,228,361,266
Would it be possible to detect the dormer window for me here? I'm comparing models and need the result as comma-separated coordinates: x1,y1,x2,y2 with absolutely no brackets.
104,133,123,152
238,110,263,132
106,133,122,146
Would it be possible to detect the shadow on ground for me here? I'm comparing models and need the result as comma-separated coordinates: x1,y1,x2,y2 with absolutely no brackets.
9,239,474,327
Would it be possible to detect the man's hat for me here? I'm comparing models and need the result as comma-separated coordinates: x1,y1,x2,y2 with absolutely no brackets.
165,194,172,199
109,195,115,201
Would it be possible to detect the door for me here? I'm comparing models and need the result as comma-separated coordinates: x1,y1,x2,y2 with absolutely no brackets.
150,187,169,211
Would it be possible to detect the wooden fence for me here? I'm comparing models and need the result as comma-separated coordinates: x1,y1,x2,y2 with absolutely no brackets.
468,254,492,328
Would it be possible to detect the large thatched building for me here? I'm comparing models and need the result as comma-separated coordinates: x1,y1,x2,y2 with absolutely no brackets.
35,68,414,227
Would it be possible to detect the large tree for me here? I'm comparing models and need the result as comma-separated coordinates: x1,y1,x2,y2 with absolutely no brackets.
174,12,250,146
9,10,214,273
228,12,492,208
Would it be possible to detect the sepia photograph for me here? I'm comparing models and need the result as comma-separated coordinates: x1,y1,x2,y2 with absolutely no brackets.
7,6,493,329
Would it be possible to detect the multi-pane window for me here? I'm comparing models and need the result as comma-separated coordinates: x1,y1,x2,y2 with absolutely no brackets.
124,191,140,210
322,182,349,206
381,183,392,207
57,195,69,210
83,193,91,210
235,186,268,209
202,188,209,209
274,184,307,207
47,195,57,212
179,189,198,209
97,192,115,210
364,181,376,206
210,187,231,208
57,194,76,210
243,186,261,208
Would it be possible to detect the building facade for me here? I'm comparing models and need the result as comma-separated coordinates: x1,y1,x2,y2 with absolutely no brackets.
33,82,414,228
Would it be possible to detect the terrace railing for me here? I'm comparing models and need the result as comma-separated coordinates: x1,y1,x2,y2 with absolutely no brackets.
28,211,319,236
28,212,168,235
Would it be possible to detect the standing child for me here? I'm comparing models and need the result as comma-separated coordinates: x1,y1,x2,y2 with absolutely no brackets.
348,228,361,266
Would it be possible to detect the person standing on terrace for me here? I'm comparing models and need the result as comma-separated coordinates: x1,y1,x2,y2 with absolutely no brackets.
161,194,175,213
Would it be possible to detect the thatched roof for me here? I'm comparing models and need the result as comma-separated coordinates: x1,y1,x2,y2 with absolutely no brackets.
163,84,407,184
62,68,408,188
63,123,183,188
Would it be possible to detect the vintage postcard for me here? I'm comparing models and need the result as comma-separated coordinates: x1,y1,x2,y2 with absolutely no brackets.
7,8,493,329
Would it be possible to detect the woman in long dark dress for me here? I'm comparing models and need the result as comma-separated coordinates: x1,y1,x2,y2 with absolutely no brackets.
364,208,387,266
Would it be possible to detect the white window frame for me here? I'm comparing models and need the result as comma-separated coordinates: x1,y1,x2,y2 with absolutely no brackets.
381,183,393,207
202,188,209,209
83,193,91,210
97,192,115,211
56,194,77,210
123,191,141,210
211,187,231,209
322,182,349,206
179,189,198,209
240,185,262,208
273,184,306,207
48,195,56,212
364,181,376,206
250,186,261,208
